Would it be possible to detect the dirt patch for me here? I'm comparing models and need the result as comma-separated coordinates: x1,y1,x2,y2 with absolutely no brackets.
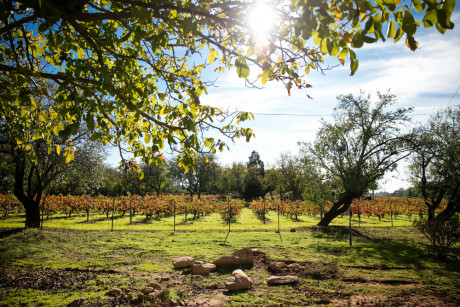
0,268,98,291
183,291,230,306
267,260,341,280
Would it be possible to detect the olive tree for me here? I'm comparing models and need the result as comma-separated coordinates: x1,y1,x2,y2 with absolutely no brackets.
304,91,412,226
409,106,460,222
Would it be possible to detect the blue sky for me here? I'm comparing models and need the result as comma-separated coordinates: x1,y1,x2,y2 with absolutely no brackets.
201,11,460,192
108,9,460,193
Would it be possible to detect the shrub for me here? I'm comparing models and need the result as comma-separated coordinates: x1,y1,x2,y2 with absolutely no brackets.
413,215,460,258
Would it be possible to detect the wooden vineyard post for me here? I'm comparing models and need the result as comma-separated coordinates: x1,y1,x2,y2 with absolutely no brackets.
358,205,361,227
348,207,352,247
40,200,44,230
224,196,231,244
278,201,280,233
173,200,176,232
277,201,282,242
87,196,90,223
129,197,132,224
228,197,231,232
111,198,115,231
390,204,394,227
40,194,48,230
263,201,266,224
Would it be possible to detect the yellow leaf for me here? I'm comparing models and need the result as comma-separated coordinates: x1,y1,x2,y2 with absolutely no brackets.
55,145,60,155
286,82,292,96
208,52,216,64
65,150,75,163
77,48,85,59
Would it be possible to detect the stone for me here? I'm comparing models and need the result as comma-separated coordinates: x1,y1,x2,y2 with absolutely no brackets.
145,282,162,291
212,255,242,266
267,275,299,285
224,269,253,291
268,261,285,273
213,248,254,266
191,264,210,275
172,256,196,269
191,263,217,275
141,287,156,294
202,263,217,271
147,288,169,300
107,288,123,296
231,247,254,263
67,297,86,307
286,263,300,269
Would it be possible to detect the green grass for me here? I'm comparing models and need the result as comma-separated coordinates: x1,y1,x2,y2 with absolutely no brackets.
0,209,458,306
0,207,417,231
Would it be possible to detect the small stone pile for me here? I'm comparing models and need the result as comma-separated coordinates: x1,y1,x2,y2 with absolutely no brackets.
172,247,297,291
172,247,259,291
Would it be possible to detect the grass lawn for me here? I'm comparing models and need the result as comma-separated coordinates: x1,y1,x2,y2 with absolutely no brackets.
0,209,458,306
0,207,415,231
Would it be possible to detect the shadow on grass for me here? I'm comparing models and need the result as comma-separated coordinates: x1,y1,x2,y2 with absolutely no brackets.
77,215,126,224
0,227,24,239
310,226,376,243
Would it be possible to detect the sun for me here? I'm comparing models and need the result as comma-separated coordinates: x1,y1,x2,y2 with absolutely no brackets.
247,0,277,46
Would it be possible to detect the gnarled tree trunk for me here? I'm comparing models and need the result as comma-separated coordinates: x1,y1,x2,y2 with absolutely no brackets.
317,193,358,226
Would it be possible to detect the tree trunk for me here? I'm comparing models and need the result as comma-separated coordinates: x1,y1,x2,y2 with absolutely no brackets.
427,207,435,221
435,199,459,222
24,198,41,228
13,154,41,228
317,194,357,226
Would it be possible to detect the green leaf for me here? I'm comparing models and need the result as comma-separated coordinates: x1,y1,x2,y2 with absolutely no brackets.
320,38,328,55
338,48,348,60
402,11,417,36
387,20,396,38
413,0,423,12
235,56,250,79
435,23,447,34
350,59,359,76
329,41,339,57
85,115,95,130
393,26,404,42
437,8,454,30
352,31,364,48
423,9,437,28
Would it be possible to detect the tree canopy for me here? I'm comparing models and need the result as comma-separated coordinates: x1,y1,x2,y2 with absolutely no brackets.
304,91,412,226
409,106,460,222
1,0,456,174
